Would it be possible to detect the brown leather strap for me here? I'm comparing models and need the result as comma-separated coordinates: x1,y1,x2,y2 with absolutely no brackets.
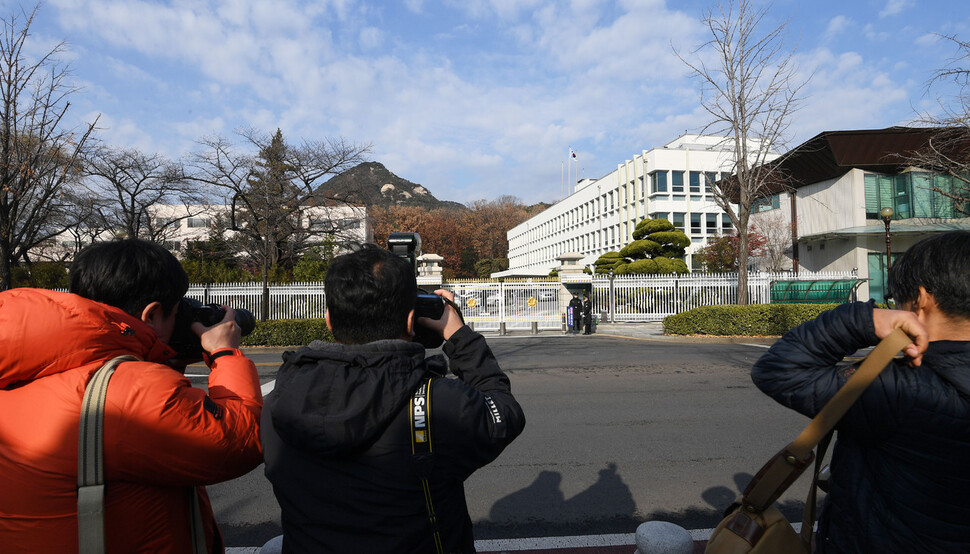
743,328,911,514
789,327,911,458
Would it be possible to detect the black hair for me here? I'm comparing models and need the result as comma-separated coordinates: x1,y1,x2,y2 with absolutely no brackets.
325,244,417,344
69,238,189,318
888,231,970,320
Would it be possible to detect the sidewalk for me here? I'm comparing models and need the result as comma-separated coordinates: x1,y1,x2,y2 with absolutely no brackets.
472,322,779,346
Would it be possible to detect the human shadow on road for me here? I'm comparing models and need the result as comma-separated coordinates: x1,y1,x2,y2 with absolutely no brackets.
476,469,814,540
477,463,637,538
639,471,811,532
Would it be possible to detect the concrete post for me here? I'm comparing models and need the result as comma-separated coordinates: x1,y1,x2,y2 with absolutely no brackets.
531,321,538,334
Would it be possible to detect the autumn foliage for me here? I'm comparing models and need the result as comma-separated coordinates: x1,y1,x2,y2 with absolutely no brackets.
695,226,767,272
369,195,540,278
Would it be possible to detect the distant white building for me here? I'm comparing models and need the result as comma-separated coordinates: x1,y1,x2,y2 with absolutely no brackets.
504,134,768,276
153,203,371,256
30,203,370,262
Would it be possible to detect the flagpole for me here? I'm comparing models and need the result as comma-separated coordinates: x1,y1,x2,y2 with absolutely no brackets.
567,146,571,198
561,161,564,200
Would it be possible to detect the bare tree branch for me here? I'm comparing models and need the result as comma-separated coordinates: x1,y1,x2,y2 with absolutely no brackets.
675,0,808,303
0,4,98,290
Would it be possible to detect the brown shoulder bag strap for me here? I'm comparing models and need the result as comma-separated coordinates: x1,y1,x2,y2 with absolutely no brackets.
739,328,912,547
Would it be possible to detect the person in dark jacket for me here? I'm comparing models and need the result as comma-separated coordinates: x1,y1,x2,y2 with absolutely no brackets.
751,231,970,553
582,293,593,335
262,244,525,553
568,292,583,333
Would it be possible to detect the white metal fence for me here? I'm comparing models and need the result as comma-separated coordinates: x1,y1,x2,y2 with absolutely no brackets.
185,270,859,328
186,282,327,321
588,271,860,322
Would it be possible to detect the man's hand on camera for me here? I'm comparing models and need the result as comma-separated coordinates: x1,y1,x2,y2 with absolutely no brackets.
191,306,243,353
417,289,464,341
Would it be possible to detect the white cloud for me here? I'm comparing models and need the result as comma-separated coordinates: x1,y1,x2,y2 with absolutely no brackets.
825,15,852,38
879,0,912,18
404,0,424,14
359,26,383,49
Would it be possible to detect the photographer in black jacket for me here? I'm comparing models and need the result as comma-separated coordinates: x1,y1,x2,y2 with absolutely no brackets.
262,244,525,553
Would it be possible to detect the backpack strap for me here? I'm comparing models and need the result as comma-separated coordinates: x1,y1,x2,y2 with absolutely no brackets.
77,355,208,554
77,355,139,554
410,377,444,554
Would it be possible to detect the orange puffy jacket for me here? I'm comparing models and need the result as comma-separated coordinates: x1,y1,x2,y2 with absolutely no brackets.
0,288,263,553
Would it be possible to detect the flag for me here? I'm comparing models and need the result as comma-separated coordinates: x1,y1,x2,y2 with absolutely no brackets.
569,148,577,161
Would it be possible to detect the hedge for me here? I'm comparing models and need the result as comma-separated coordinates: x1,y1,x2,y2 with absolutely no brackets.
662,303,840,336
241,318,335,346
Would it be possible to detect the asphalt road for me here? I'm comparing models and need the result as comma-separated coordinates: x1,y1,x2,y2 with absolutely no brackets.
194,334,819,547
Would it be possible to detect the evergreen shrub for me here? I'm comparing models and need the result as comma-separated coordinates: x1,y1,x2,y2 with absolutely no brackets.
663,303,840,336
241,318,335,346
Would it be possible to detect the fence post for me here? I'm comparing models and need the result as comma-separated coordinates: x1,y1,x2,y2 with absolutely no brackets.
674,277,680,313
608,272,616,323
531,321,538,334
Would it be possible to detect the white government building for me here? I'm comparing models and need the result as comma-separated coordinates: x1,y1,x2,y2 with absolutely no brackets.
504,134,759,276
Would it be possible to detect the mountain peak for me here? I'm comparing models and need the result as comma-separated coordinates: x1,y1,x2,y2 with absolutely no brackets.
313,161,466,210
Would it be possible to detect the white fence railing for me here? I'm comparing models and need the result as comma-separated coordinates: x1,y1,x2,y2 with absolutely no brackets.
591,271,860,322
186,270,860,328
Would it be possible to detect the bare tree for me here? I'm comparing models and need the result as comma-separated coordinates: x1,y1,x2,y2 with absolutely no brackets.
752,211,792,271
187,129,370,319
83,145,207,246
0,5,98,290
906,34,970,212
677,0,808,303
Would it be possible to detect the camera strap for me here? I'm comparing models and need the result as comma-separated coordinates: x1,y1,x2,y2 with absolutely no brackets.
410,377,444,554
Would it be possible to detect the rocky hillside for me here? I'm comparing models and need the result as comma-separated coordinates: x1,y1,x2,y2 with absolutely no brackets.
312,161,467,210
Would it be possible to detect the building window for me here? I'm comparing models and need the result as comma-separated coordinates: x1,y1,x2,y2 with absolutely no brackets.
650,211,668,222
672,212,685,233
705,172,718,193
706,213,718,234
753,194,781,213
651,171,667,193
864,172,970,220
672,171,684,193
187,217,209,228
690,213,702,235
689,171,702,194
721,214,732,234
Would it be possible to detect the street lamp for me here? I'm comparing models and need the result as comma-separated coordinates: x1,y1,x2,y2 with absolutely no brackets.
880,206,894,271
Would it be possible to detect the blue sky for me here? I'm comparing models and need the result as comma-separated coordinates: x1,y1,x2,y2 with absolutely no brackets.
8,0,970,204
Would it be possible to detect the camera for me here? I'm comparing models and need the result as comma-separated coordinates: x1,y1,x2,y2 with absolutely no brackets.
387,232,459,347
167,297,257,360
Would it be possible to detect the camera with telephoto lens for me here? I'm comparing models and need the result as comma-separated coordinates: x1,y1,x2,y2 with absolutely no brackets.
167,298,257,361
387,232,461,348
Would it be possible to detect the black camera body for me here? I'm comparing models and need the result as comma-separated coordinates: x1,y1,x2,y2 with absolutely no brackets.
168,298,257,360
387,232,456,348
